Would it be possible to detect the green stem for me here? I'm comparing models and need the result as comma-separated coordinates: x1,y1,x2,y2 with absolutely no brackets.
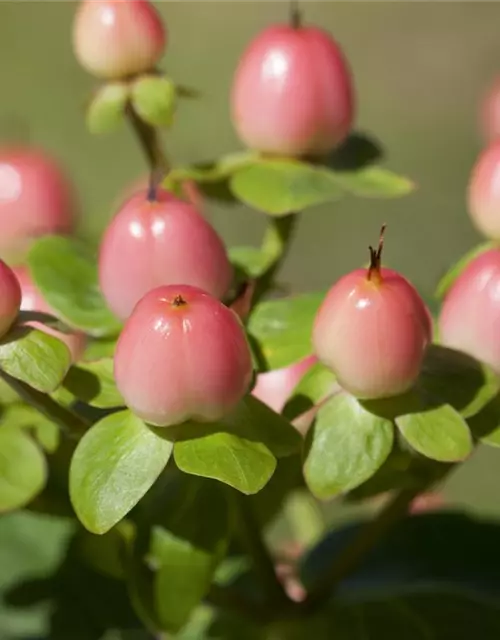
233,494,292,612
253,214,298,305
0,370,90,437
125,104,169,188
300,487,422,613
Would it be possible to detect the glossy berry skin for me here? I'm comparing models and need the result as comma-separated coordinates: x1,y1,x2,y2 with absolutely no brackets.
114,285,254,426
231,25,354,157
73,0,165,79
467,142,500,241
252,355,317,413
0,261,21,338
13,267,86,362
313,268,431,399
439,248,500,372
0,148,74,264
99,188,232,320
479,77,500,142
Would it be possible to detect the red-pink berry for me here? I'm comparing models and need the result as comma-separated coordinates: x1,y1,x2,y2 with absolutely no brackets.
13,267,86,362
0,260,21,338
467,141,500,240
114,285,253,426
252,355,317,413
312,229,431,399
231,24,354,157
99,188,232,320
73,0,166,79
439,248,500,372
0,147,74,263
479,77,500,143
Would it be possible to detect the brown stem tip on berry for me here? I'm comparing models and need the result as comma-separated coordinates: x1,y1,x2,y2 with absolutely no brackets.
367,224,387,282
172,294,187,307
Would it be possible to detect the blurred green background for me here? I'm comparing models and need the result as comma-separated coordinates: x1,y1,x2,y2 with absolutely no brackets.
1,1,500,514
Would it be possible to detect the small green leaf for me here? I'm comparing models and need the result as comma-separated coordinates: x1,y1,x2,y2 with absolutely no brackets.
166,151,258,185
327,165,414,198
0,403,59,453
435,241,496,299
230,158,343,216
229,246,272,279
83,337,118,361
395,392,472,462
28,235,121,338
303,392,394,500
419,344,499,418
0,326,71,392
248,291,324,370
87,82,129,134
63,358,123,408
131,75,176,128
174,423,276,496
0,428,47,512
70,410,173,534
469,393,500,445
284,362,337,421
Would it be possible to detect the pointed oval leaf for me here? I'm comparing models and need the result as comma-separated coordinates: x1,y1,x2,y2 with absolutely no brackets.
435,241,495,300
248,291,324,370
328,165,414,198
395,394,472,462
0,428,47,512
303,392,394,500
174,430,276,495
70,410,173,534
63,358,123,408
131,75,176,128
0,326,71,392
0,403,60,453
228,246,272,279
284,362,337,421
83,337,118,361
27,235,121,337
87,82,129,135
229,158,343,216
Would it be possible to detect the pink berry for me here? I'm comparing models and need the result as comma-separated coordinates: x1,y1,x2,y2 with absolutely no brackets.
120,175,203,211
252,355,317,414
312,228,431,399
0,260,21,337
73,0,166,79
114,284,253,426
99,188,232,320
14,267,86,362
479,77,500,143
467,141,500,240
231,24,354,157
439,248,500,372
0,147,74,264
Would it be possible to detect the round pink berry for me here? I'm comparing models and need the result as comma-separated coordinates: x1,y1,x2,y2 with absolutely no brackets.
479,77,500,143
0,260,21,338
467,141,500,241
231,24,354,157
114,285,253,426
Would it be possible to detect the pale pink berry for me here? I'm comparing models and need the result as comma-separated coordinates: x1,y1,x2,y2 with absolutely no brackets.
479,77,500,143
114,285,253,426
252,355,317,414
467,141,500,241
313,228,431,399
231,24,354,157
0,260,21,337
73,0,166,79
439,248,500,372
99,188,232,321
120,176,203,211
14,267,86,362
0,148,74,264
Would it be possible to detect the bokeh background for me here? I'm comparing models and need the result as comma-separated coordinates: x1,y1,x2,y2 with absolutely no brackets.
0,1,499,523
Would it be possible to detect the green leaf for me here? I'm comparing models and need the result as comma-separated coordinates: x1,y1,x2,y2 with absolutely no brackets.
327,165,414,198
28,235,121,338
0,326,71,392
283,361,337,421
63,358,123,408
303,392,394,500
166,151,258,185
69,410,173,534
87,82,129,134
0,427,47,512
147,478,230,633
228,246,272,279
0,403,59,453
418,344,499,418
394,392,473,462
435,241,496,299
131,75,176,128
248,291,323,370
83,337,118,361
229,158,343,216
